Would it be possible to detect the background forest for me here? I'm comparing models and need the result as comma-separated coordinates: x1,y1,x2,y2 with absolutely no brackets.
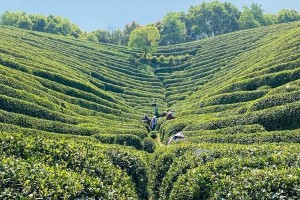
1,1,300,46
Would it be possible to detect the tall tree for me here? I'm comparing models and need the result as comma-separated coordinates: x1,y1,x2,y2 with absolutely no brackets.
45,15,59,34
249,3,266,25
86,32,98,42
123,21,140,45
60,18,72,36
111,29,124,45
94,29,111,43
29,14,47,32
263,14,276,26
17,14,33,30
128,25,160,59
238,8,261,30
70,24,82,38
0,11,20,26
160,12,186,45
188,1,240,40
277,9,300,24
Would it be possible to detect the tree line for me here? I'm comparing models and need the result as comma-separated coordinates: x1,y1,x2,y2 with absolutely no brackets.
0,11,82,38
1,1,300,46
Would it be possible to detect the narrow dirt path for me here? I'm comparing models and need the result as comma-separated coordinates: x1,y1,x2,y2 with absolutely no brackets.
156,132,165,147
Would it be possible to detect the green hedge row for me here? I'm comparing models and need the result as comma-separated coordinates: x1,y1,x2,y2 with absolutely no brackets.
189,129,300,144
0,109,95,135
94,134,143,150
184,124,265,137
0,132,139,199
0,94,78,124
0,156,138,199
168,144,300,199
199,90,268,107
183,102,300,132
250,90,300,111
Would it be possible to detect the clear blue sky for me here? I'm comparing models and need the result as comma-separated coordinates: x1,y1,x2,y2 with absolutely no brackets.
0,0,299,31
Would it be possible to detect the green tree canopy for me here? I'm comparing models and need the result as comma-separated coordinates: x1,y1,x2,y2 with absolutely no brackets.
128,25,160,59
249,3,266,25
160,12,186,45
29,14,47,32
123,21,140,45
17,14,33,30
238,8,261,30
0,11,21,26
188,1,240,39
94,29,111,43
0,11,82,37
277,9,300,24
86,32,98,42
263,14,277,26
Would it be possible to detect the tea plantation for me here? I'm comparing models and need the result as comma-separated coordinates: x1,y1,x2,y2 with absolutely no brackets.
0,22,300,199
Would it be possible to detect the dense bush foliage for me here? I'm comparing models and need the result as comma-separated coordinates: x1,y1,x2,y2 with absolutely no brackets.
94,134,144,150
0,132,141,199
143,137,156,153
150,144,300,200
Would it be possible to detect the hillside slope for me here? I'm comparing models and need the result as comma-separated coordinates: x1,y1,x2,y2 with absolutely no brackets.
0,22,300,199
156,22,300,142
0,25,166,140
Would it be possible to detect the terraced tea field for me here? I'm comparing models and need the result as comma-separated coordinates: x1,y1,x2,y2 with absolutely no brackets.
0,22,300,199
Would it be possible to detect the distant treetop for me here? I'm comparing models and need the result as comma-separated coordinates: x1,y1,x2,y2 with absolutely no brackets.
128,25,160,59
1,1,300,46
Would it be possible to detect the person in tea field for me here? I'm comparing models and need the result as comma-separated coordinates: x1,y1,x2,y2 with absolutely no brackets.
142,114,150,125
150,116,157,131
167,131,185,145
166,111,175,120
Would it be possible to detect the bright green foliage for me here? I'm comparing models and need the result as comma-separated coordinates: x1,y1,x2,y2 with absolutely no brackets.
2,3,300,46
143,137,156,153
128,25,160,58
263,13,277,25
187,1,240,39
94,134,144,149
238,8,261,30
0,11,82,37
160,12,186,45
150,144,300,200
0,132,146,199
277,9,300,24
123,21,140,45
248,3,266,25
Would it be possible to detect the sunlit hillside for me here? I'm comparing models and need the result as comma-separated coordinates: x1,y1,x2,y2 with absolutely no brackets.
0,22,299,199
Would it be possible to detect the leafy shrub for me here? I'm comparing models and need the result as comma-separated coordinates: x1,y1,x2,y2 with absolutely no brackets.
143,137,156,153
169,167,213,200
0,132,138,199
150,131,158,139
105,149,149,200
94,134,143,150
212,167,300,199
199,90,267,107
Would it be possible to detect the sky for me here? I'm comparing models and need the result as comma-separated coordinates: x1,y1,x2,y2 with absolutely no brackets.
0,0,299,32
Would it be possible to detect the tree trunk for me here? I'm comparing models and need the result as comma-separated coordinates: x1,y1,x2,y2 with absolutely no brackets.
144,49,147,59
